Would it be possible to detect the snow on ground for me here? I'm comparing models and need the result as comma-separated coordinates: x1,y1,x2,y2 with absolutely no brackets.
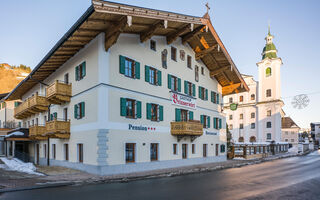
288,146,298,153
0,158,44,176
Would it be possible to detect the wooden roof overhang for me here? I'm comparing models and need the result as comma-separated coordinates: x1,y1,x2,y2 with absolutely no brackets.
5,0,248,101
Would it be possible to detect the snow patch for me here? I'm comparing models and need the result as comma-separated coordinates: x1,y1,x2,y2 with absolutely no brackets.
0,158,44,176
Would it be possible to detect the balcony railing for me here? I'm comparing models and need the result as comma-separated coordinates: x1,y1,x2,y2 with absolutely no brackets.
45,119,70,139
46,80,72,104
29,125,47,140
14,100,30,119
171,120,203,136
14,94,49,119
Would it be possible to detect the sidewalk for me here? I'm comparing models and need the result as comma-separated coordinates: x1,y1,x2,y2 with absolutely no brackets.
0,152,302,193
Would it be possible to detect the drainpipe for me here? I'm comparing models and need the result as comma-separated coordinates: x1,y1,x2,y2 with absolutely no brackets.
47,104,51,166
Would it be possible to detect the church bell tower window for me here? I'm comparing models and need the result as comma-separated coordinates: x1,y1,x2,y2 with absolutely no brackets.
266,67,272,77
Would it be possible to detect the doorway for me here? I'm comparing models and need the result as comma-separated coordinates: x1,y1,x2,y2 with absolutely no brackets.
36,144,39,165
216,144,219,156
182,144,188,159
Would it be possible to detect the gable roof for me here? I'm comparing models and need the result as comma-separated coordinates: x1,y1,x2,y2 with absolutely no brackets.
5,0,248,101
282,117,300,129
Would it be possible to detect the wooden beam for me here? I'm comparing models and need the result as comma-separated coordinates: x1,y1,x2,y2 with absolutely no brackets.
77,28,102,33
195,44,217,60
62,45,83,48
105,17,127,51
210,66,230,77
222,83,241,95
140,20,163,42
167,24,191,45
53,54,74,56
221,72,231,83
182,25,205,44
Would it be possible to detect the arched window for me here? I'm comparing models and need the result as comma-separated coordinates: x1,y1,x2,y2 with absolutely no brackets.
250,136,256,143
238,137,244,142
267,133,272,140
239,95,243,102
266,67,272,77
251,94,255,100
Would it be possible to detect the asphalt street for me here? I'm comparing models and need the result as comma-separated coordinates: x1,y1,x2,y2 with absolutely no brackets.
1,150,320,200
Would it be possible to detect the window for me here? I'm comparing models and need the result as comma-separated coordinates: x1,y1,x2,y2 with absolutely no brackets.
63,108,68,121
192,144,195,154
74,102,85,119
203,144,207,157
75,61,86,81
285,139,288,142
171,46,177,61
229,115,233,120
64,144,69,161
211,92,219,104
161,49,167,68
198,86,208,100
35,118,38,125
119,56,140,79
173,144,177,155
187,55,192,69
266,121,272,128
240,114,243,119
213,118,222,129
229,97,233,103
251,94,255,100
77,144,83,163
182,144,188,159
201,67,204,75
251,123,255,129
266,89,272,97
146,103,163,122
125,143,135,163
150,40,156,51
238,137,244,142
145,66,161,86
266,67,271,77
251,112,255,119
184,81,195,96
49,112,57,121
291,139,294,142
220,144,226,153
120,98,141,119
240,124,244,129
267,110,271,117
52,144,56,160
44,144,47,158
267,133,272,140
201,115,210,129
175,108,193,122
195,65,199,82
168,74,181,92
150,143,158,161
229,124,233,130
239,96,243,102
64,73,69,84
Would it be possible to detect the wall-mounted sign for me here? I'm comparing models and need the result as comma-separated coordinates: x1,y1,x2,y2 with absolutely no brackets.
128,124,156,131
230,103,238,111
206,131,218,135
171,92,196,110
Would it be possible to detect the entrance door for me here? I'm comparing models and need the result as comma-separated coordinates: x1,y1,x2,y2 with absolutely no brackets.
216,144,219,156
203,144,207,157
182,144,188,159
36,144,39,165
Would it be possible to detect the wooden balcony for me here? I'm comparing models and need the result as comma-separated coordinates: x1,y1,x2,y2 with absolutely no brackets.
45,119,70,139
28,94,49,113
46,80,72,104
14,100,30,119
171,120,203,138
29,125,47,140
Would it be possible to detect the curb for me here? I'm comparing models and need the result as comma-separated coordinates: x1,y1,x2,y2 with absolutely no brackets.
0,182,73,194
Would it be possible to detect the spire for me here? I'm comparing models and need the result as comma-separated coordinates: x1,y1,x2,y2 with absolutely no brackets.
262,24,278,60
203,2,211,19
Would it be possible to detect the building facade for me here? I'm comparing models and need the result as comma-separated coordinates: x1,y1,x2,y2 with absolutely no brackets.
281,117,300,147
310,122,320,145
0,93,21,129
5,1,248,175
224,29,284,144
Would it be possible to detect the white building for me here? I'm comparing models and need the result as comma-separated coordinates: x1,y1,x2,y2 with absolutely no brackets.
311,122,320,145
223,29,284,144
281,117,300,147
4,1,248,175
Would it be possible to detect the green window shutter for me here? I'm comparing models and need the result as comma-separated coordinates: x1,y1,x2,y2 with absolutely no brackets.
184,81,188,94
200,115,204,125
145,65,150,82
159,105,163,121
219,118,222,129
135,61,140,79
82,62,86,78
177,78,181,92
175,108,181,122
50,114,53,121
146,103,151,120
157,70,162,86
74,104,78,119
53,112,57,119
205,89,208,100
217,94,220,104
207,116,210,128
189,111,194,120
81,102,85,118
214,117,217,129
192,84,196,97
120,98,127,116
75,66,79,81
168,74,172,89
198,86,202,98
211,91,214,103
119,55,125,74
136,101,141,118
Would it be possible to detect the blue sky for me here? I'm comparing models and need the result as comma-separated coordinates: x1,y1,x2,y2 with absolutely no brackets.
0,0,319,128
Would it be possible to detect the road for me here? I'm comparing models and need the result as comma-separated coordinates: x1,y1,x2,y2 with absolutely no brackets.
1,150,320,200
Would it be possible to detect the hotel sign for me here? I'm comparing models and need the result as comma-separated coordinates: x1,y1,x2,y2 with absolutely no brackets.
171,93,196,109
230,103,238,111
